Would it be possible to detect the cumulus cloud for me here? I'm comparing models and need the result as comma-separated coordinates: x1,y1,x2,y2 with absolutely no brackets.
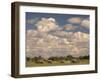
67,17,90,29
26,18,39,24
81,19,90,29
26,29,89,58
36,17,58,32
73,31,89,42
63,24,78,30
67,17,82,24
26,16,90,58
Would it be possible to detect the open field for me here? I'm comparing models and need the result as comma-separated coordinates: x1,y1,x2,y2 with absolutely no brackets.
26,58,89,67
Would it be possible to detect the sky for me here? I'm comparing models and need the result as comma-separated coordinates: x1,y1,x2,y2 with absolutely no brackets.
26,12,90,34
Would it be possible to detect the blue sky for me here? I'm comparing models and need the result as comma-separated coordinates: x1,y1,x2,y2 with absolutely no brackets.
26,12,89,33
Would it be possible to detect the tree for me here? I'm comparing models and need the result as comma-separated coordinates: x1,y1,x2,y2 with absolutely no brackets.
79,55,89,59
66,55,74,60
48,56,58,61
59,56,64,61
32,57,39,62
26,57,31,61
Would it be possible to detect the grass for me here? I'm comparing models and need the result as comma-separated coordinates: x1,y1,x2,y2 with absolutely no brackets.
26,59,89,67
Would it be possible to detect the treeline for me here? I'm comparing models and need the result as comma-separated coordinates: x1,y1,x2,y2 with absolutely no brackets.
26,55,89,64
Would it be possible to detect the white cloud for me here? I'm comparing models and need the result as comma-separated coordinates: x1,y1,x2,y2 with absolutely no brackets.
63,24,78,30
47,17,56,22
26,18,39,24
81,19,90,29
73,31,89,42
26,29,89,58
36,17,58,32
67,17,82,24
67,17,90,29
